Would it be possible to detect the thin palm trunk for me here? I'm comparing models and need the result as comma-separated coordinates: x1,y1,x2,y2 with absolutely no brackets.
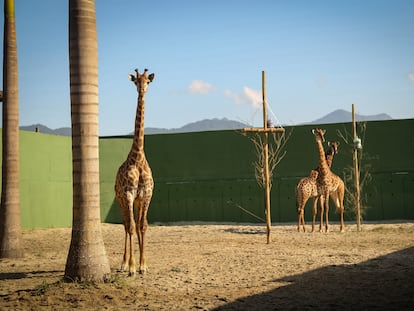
0,0,23,258
64,0,110,282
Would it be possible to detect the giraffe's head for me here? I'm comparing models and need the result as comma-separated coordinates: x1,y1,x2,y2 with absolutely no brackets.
327,141,340,155
312,128,326,143
308,169,319,180
128,68,155,94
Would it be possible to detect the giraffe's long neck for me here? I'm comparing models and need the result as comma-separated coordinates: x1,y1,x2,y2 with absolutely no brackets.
128,93,146,164
326,151,334,168
317,140,330,178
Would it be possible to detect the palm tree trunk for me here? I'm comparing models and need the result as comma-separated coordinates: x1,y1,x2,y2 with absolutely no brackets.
0,0,23,258
64,0,110,282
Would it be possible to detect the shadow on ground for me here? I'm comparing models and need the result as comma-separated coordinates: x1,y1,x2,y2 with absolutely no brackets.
213,246,414,310
104,197,122,224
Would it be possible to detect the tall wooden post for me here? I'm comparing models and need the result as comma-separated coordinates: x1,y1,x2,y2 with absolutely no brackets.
352,104,361,231
262,71,272,244
243,71,284,244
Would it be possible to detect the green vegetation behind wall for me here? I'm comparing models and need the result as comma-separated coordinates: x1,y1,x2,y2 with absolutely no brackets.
1,119,413,229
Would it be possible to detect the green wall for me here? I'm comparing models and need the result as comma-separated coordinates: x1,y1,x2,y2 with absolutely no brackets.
1,119,413,229
101,119,414,225
14,131,72,229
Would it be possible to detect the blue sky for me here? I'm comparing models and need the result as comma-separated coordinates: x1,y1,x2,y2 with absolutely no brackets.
1,0,413,136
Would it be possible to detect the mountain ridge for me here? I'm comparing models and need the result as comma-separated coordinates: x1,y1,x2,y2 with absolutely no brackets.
18,109,394,136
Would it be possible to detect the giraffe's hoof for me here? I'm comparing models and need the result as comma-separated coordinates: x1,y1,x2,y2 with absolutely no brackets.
139,266,148,274
120,263,129,272
128,271,136,277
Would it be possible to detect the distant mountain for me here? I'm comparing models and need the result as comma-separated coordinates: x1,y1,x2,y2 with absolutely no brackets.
145,111,393,134
20,124,71,136
145,118,249,135
18,110,394,137
308,109,392,125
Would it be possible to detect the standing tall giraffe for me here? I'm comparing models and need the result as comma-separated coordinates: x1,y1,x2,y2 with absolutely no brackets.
296,141,340,232
115,68,155,275
312,128,345,232
315,141,345,232
312,128,331,233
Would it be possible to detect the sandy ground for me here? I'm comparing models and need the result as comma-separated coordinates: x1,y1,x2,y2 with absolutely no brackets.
0,221,414,310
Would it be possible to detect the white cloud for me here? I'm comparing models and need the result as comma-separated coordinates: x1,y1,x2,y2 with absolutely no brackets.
242,86,262,109
224,86,262,110
223,89,245,105
188,80,214,94
409,72,414,83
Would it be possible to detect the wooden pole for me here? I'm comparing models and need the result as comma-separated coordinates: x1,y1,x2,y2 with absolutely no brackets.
242,71,284,244
262,71,272,244
352,104,361,232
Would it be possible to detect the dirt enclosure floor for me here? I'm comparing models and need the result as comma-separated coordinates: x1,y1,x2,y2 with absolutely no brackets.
1,222,414,310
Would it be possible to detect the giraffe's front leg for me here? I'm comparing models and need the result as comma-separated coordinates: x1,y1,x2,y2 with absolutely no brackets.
137,210,149,274
121,231,129,272
128,232,137,277
136,192,151,274
319,196,325,232
325,195,330,233
126,203,137,277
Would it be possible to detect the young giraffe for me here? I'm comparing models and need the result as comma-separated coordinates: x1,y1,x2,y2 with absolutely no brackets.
315,141,345,232
313,128,345,232
296,169,319,232
296,141,339,232
114,68,155,276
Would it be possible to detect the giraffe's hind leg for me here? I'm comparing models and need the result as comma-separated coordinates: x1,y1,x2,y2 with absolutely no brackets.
297,202,306,232
297,207,306,232
331,190,345,232
296,188,308,232
311,197,318,232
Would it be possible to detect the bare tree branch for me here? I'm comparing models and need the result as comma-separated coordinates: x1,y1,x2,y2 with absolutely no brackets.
337,122,372,220
242,127,293,190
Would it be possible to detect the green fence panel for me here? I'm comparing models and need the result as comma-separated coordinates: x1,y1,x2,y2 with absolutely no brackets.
381,173,405,220
403,173,414,219
17,131,72,229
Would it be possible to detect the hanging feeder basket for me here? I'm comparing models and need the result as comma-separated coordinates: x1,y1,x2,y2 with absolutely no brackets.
353,137,362,150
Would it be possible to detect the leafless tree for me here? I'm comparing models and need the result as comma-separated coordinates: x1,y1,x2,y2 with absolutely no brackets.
337,122,373,220
244,126,293,190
